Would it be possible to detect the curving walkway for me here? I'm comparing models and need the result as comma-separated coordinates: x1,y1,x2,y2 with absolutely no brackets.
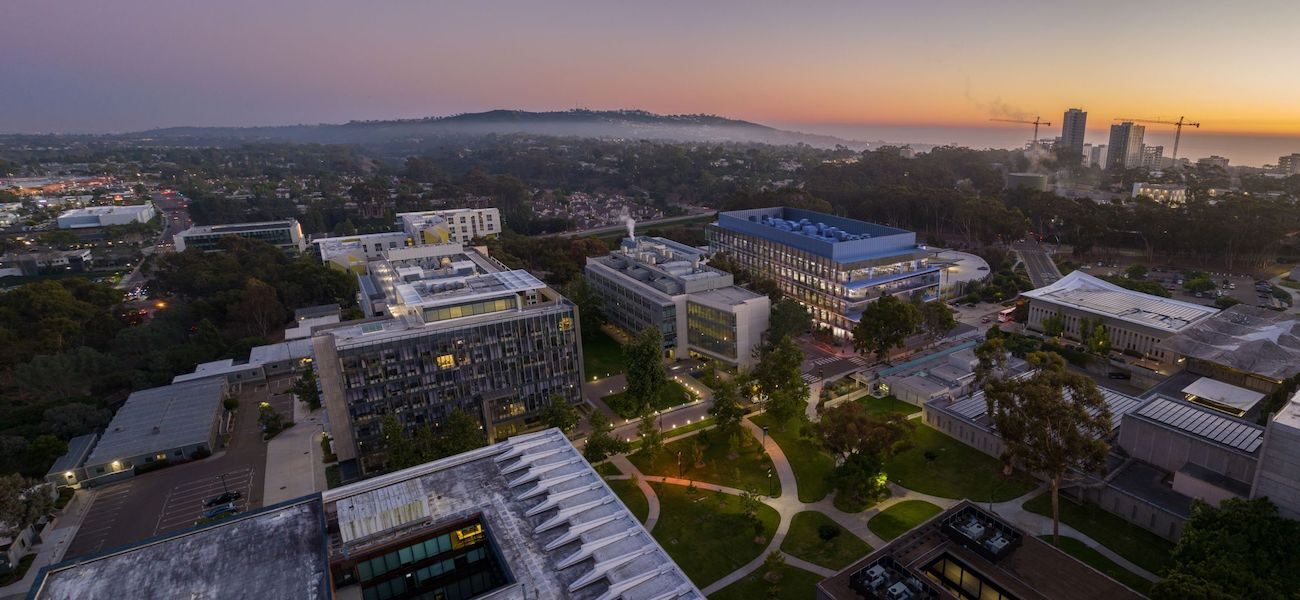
609,414,1160,595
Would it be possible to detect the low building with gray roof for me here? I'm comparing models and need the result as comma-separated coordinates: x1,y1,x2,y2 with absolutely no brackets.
27,429,702,600
43,433,98,488
1157,304,1300,394
81,378,228,486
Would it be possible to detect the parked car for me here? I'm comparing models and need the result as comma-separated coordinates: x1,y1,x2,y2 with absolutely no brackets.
202,503,238,519
1107,372,1132,380
981,316,992,323
204,491,242,507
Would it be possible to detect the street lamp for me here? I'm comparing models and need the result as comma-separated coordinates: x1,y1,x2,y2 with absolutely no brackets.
767,468,774,497
761,426,769,448
676,451,683,478
218,473,230,494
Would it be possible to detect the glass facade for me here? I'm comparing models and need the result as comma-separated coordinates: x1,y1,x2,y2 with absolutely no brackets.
179,226,299,253
586,266,677,347
923,554,1016,600
343,519,509,600
337,305,583,474
686,301,737,359
707,225,940,337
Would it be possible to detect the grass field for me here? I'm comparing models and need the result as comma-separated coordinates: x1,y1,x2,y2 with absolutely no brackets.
1023,492,1173,575
629,428,776,494
883,425,1037,501
867,500,943,541
752,414,835,502
650,482,780,588
606,479,650,523
858,395,921,417
582,329,626,379
781,511,874,570
708,562,823,600
1041,535,1152,595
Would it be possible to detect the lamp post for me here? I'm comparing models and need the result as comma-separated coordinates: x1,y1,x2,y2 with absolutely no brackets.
676,451,683,478
767,468,774,497
761,426,769,448
218,473,230,494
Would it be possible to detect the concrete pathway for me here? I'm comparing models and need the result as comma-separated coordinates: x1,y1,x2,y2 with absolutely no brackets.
607,414,1162,595
262,399,326,505
607,455,661,532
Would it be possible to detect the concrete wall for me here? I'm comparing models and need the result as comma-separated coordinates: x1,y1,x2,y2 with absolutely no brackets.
1072,485,1186,542
922,406,1006,460
1119,414,1259,484
1027,300,1173,361
1251,417,1300,520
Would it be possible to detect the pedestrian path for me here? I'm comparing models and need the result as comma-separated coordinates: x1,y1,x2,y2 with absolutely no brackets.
607,414,1161,595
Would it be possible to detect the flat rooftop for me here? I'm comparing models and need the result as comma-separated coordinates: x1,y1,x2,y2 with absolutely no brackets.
1158,304,1300,382
178,220,298,235
818,501,1144,600
85,378,227,466
690,285,766,306
45,433,98,477
715,207,922,264
58,204,152,217
30,498,329,600
394,269,546,309
1023,271,1217,333
1181,377,1265,415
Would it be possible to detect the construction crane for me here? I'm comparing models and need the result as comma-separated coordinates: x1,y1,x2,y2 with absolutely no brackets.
990,116,1052,144
1113,116,1200,161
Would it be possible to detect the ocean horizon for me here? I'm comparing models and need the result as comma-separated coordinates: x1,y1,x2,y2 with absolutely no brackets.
782,122,1300,169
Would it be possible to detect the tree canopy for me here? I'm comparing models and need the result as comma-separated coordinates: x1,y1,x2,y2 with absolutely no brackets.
1151,498,1300,600
852,294,921,363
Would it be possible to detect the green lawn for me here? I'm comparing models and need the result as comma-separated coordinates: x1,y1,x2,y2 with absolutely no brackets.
781,511,874,570
858,395,921,417
583,330,627,379
650,482,780,588
883,425,1037,501
708,562,823,600
1023,493,1173,575
868,500,943,541
752,414,835,502
604,380,693,419
629,428,777,495
606,479,650,523
1042,536,1152,595
594,462,623,477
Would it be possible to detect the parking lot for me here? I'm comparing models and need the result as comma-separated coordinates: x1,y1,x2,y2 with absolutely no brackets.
154,467,256,534
63,381,272,560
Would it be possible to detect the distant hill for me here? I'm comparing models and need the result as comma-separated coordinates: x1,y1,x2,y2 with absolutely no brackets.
134,109,866,149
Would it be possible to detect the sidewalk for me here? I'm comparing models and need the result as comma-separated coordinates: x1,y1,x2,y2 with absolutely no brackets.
261,398,327,505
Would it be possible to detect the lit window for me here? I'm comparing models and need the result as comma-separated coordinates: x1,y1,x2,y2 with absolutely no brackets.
436,354,455,370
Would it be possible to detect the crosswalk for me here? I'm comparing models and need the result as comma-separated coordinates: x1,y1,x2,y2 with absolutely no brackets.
801,372,822,384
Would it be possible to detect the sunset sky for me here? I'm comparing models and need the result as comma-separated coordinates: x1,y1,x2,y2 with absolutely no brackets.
5,0,1300,142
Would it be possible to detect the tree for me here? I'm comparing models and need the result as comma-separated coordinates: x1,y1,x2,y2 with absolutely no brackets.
1041,311,1067,341
540,397,580,434
919,300,957,346
636,410,663,459
1125,264,1148,279
983,352,1111,544
1151,498,1300,600
0,474,53,532
563,275,605,339
828,452,890,507
583,410,629,463
817,402,912,460
1081,318,1110,355
433,408,487,459
756,336,808,428
257,402,287,439
288,365,321,410
624,327,667,413
707,378,746,453
851,294,921,364
761,550,786,585
766,299,810,347
230,278,286,337
1184,277,1217,294
42,403,112,439
379,415,421,471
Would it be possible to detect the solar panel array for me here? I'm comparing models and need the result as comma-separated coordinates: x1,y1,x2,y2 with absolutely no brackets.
1136,397,1265,453
945,379,1142,432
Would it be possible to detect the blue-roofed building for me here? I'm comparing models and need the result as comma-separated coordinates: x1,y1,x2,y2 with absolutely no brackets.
706,207,939,338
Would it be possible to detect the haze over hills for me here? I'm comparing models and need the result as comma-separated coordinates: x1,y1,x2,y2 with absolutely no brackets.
131,109,872,149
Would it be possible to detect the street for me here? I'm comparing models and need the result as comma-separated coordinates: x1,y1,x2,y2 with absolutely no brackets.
1015,238,1062,288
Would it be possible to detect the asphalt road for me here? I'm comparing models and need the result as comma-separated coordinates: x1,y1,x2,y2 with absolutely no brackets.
1016,239,1062,288
63,383,269,559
